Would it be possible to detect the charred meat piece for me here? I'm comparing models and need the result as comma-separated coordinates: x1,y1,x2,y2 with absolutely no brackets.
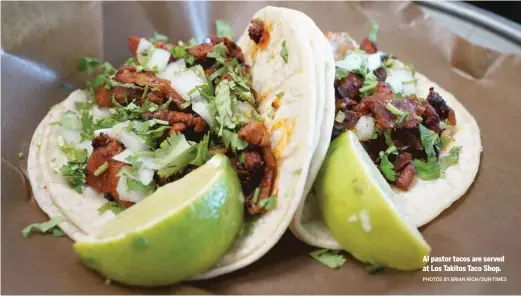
114,66,186,109
238,121,271,147
421,101,440,132
188,43,214,64
391,98,422,129
86,134,128,205
360,37,377,54
393,128,424,152
336,73,364,101
394,161,416,191
427,87,456,126
141,110,207,133
247,147,277,215
248,19,265,44
209,36,245,63
243,151,264,171
95,86,146,107
393,152,413,172
374,67,387,82
127,36,140,60
169,123,187,133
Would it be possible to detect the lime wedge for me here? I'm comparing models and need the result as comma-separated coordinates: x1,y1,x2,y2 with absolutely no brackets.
73,154,244,287
315,131,431,270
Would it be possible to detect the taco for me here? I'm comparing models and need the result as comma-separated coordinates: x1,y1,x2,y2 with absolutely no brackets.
27,6,331,283
290,24,482,250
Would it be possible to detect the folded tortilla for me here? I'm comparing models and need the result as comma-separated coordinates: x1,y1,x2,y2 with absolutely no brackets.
290,32,482,249
27,6,332,280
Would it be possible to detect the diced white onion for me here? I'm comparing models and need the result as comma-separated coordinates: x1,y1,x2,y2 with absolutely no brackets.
158,61,214,127
336,51,366,72
118,130,149,151
147,48,171,72
136,38,154,65
138,168,154,185
355,116,375,141
59,127,82,143
385,73,403,95
90,106,111,119
112,149,133,164
117,176,146,203
367,52,383,71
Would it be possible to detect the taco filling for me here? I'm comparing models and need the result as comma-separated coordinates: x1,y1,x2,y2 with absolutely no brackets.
60,31,277,215
329,23,461,191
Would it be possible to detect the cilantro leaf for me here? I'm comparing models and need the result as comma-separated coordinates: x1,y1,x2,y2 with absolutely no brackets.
80,111,95,141
149,32,169,43
378,145,398,182
127,178,156,193
383,130,393,147
380,153,396,181
59,143,88,162
412,159,440,180
216,20,234,39
154,133,193,168
335,67,349,81
359,72,378,96
59,161,87,193
214,80,238,133
78,57,101,75
418,124,440,161
208,43,228,64
440,146,462,171
368,21,379,42
22,217,63,238
258,196,277,211
309,249,347,269
366,263,386,274
280,40,288,63
385,103,409,125
191,133,211,166
222,130,248,152
157,146,197,177
98,201,124,215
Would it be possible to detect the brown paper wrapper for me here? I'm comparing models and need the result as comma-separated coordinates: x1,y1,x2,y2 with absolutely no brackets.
2,1,520,294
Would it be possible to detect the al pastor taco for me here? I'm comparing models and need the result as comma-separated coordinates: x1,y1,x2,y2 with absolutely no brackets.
27,6,329,285
290,23,482,251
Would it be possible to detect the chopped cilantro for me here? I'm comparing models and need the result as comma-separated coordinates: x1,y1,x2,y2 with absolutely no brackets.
258,195,277,211
191,133,211,166
22,217,64,238
93,162,109,176
149,32,168,43
216,20,234,39
124,57,137,66
78,57,100,75
75,101,94,112
385,103,409,125
60,161,87,193
383,130,393,147
335,67,349,81
368,21,379,42
222,129,248,152
214,80,238,133
359,72,378,96
309,249,347,269
412,159,440,180
208,43,228,64
366,263,386,274
440,146,462,171
98,201,124,215
80,111,95,141
59,143,88,162
418,124,440,161
379,145,398,182
280,40,289,63
127,178,156,193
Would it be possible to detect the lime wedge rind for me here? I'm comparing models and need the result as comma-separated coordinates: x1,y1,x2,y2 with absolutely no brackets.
316,131,431,270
